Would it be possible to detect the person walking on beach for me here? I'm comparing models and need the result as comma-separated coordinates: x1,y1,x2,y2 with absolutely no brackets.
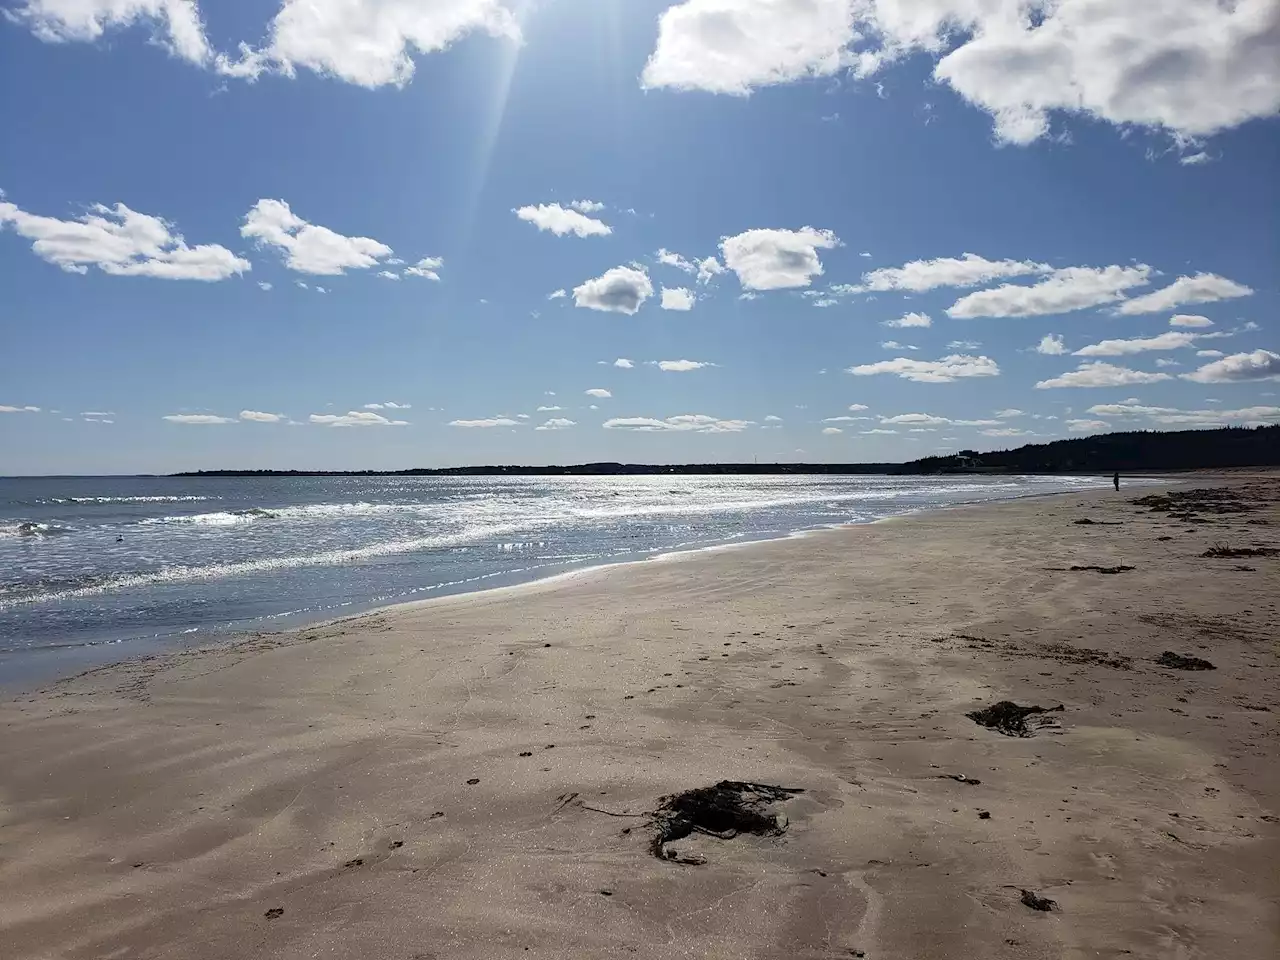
1113,471,1120,492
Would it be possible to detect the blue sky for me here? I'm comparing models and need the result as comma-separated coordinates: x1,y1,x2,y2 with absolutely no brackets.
1,0,1277,475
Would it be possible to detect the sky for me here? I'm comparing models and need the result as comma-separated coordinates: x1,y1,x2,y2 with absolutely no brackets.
1,0,1277,475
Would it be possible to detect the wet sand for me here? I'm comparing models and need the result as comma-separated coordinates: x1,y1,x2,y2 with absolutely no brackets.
1,475,1277,959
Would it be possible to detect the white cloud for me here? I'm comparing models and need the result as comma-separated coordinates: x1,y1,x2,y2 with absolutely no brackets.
258,281,273,290
377,270,400,280
883,311,931,328
1196,349,1225,358
880,413,1001,427
613,358,634,369
847,353,999,383
514,203,612,238
403,256,443,280
1073,332,1198,356
163,413,236,424
80,410,113,417
656,248,697,273
1035,334,1067,355
720,227,839,290
696,256,725,284
536,406,562,414
219,0,518,88
0,405,41,413
862,254,1051,292
1087,401,1280,428
1181,350,1280,384
1114,273,1254,315
657,359,714,372
764,414,783,422
980,428,1033,438
535,418,576,431
848,404,869,411
821,416,862,423
822,426,844,435
363,401,411,410
516,414,530,419
642,0,859,94
0,194,249,280
947,265,1152,318
1155,359,1181,369
1035,362,1174,389
239,410,285,423
879,341,918,351
585,388,612,398
573,266,653,315
311,410,408,427
861,428,897,435
661,286,696,311
1180,152,1213,166
603,414,753,433
548,288,567,300
643,2,1280,145
242,199,392,275
447,417,518,428
11,0,213,65
1066,419,1111,432
1170,314,1213,328
994,409,1023,418
944,340,981,351
570,200,604,213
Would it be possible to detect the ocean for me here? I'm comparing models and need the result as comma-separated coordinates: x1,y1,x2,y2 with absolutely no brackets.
0,473,1109,685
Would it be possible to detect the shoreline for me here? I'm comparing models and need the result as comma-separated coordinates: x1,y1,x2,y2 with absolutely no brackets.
1,474,1275,958
2,477,1125,695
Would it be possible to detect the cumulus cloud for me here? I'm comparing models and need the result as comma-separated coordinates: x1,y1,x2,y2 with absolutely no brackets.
1170,314,1213,328
862,428,897,435
697,256,725,283
613,358,634,369
882,311,931,328
1087,401,1280,428
764,414,783,422
661,286,696,311
570,200,604,213
847,354,1000,383
163,413,236,424
1114,273,1254,315
862,253,1051,292
720,227,839,290
311,410,409,427
947,265,1152,318
11,0,213,65
657,359,714,372
604,414,753,433
1066,419,1111,433
880,413,1002,427
994,408,1024,419
1196,349,1225,359
641,1,1280,146
404,256,443,280
363,401,411,410
656,248,697,273
642,0,859,94
822,427,844,435
848,404,869,411
447,417,518,428
514,203,612,238
535,418,576,431
217,0,518,87
879,341,918,351
573,266,653,315
239,410,285,423
0,194,249,280
0,405,41,413
536,405,562,412
1073,332,1198,356
242,199,392,275
1035,362,1174,389
1155,359,1181,368
1035,334,1067,355
1181,350,1280,384
548,288,567,300
585,388,612,398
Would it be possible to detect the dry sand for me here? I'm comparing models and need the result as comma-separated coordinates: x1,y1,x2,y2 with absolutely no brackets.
1,475,1277,959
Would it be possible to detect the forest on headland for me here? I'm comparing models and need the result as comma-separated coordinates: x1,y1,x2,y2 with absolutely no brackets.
174,424,1279,477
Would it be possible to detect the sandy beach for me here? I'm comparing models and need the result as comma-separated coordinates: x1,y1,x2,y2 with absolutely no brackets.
1,475,1276,960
